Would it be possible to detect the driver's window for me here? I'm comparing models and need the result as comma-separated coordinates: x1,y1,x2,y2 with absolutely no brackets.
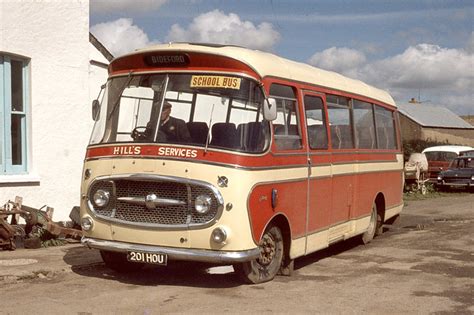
116,86,153,141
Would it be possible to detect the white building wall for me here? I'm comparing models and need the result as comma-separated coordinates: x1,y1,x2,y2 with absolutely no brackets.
89,42,110,103
0,0,104,220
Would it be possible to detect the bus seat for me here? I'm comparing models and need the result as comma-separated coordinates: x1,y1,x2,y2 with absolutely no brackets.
338,125,354,148
274,124,301,150
237,122,266,152
307,125,328,149
273,124,284,134
210,123,237,148
377,127,388,149
330,126,341,149
186,122,209,145
356,126,375,149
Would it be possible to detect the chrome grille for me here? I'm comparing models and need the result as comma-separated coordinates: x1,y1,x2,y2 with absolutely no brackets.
88,176,223,228
443,178,470,184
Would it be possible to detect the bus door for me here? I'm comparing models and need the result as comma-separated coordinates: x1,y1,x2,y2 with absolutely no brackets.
302,93,332,254
270,83,308,250
327,95,355,242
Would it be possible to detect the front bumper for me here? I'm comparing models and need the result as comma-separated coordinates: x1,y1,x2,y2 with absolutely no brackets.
82,237,260,263
437,181,472,187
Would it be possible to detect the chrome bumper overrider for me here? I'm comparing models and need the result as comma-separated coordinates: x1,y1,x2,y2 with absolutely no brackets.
81,237,260,263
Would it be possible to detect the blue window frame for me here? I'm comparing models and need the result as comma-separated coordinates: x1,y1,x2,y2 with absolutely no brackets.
1,54,29,174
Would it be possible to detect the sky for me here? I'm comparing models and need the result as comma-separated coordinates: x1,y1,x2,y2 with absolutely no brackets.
90,0,474,115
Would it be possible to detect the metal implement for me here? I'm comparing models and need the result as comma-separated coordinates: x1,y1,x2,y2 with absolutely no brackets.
0,196,82,251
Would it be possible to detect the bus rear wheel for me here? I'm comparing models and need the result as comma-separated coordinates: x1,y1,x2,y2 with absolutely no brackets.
361,203,382,244
100,250,145,273
234,225,284,284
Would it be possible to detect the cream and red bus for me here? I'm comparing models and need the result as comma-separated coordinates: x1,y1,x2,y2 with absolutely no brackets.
80,43,403,284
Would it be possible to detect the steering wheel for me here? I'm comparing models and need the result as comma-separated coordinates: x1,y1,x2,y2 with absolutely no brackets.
131,126,152,141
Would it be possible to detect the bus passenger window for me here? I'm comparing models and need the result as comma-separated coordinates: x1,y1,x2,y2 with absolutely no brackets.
269,84,302,150
374,105,397,149
353,100,376,149
327,95,353,149
304,95,328,149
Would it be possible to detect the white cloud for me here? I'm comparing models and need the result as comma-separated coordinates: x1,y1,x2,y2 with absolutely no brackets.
466,32,474,54
91,0,167,13
308,47,366,74
362,44,473,89
307,42,474,114
90,18,158,57
166,10,280,51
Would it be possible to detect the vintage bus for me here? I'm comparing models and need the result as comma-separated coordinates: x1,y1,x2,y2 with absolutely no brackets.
80,43,404,284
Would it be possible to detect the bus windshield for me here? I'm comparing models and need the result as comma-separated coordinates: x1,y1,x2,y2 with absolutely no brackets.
90,73,270,153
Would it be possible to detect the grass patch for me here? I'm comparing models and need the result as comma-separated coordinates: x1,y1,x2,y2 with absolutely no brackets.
404,184,471,201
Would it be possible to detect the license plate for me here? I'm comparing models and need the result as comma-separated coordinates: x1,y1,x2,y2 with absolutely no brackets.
127,251,168,265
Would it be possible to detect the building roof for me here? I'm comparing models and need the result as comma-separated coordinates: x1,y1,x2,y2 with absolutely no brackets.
118,43,395,107
398,103,474,129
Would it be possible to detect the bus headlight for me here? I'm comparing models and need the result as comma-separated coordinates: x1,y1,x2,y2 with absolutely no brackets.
93,189,110,208
211,227,227,243
81,217,94,231
195,195,212,214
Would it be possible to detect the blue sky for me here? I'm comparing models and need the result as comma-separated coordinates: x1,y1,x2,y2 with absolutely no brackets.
90,0,474,115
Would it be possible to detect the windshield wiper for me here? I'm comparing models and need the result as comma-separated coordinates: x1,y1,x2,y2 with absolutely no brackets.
204,103,215,155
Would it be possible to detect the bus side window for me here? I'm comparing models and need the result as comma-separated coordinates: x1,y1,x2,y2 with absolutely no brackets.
304,95,328,149
374,105,397,149
270,84,302,150
353,100,376,149
327,95,354,149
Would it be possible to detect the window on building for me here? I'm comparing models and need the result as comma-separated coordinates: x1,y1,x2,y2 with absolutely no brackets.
1,55,30,174
270,84,302,150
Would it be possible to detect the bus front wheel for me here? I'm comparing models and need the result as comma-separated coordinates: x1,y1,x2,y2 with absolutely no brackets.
234,225,284,284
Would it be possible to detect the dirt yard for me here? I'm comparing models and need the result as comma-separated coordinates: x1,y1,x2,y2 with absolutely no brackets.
1,194,473,314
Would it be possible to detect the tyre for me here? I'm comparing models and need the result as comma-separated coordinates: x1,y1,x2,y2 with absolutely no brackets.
361,203,382,244
234,225,284,284
100,250,144,273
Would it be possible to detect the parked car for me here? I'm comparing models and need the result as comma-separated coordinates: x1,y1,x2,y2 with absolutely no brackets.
460,150,474,156
422,145,473,182
436,155,474,191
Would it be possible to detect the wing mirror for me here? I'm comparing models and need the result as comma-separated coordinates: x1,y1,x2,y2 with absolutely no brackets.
263,97,277,121
92,83,106,121
92,99,100,121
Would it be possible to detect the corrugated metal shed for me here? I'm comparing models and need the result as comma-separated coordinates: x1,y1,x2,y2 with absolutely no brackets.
398,103,474,129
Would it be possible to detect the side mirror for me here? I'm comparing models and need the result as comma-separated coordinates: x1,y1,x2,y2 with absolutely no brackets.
263,98,277,121
92,99,100,121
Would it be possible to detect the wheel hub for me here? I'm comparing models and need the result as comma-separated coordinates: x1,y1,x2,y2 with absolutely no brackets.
258,234,276,266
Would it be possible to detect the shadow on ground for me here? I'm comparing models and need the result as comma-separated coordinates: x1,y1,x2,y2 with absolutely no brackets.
62,224,403,287
63,246,242,288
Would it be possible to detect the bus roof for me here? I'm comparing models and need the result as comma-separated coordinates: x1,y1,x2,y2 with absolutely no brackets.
422,145,474,154
123,43,396,107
